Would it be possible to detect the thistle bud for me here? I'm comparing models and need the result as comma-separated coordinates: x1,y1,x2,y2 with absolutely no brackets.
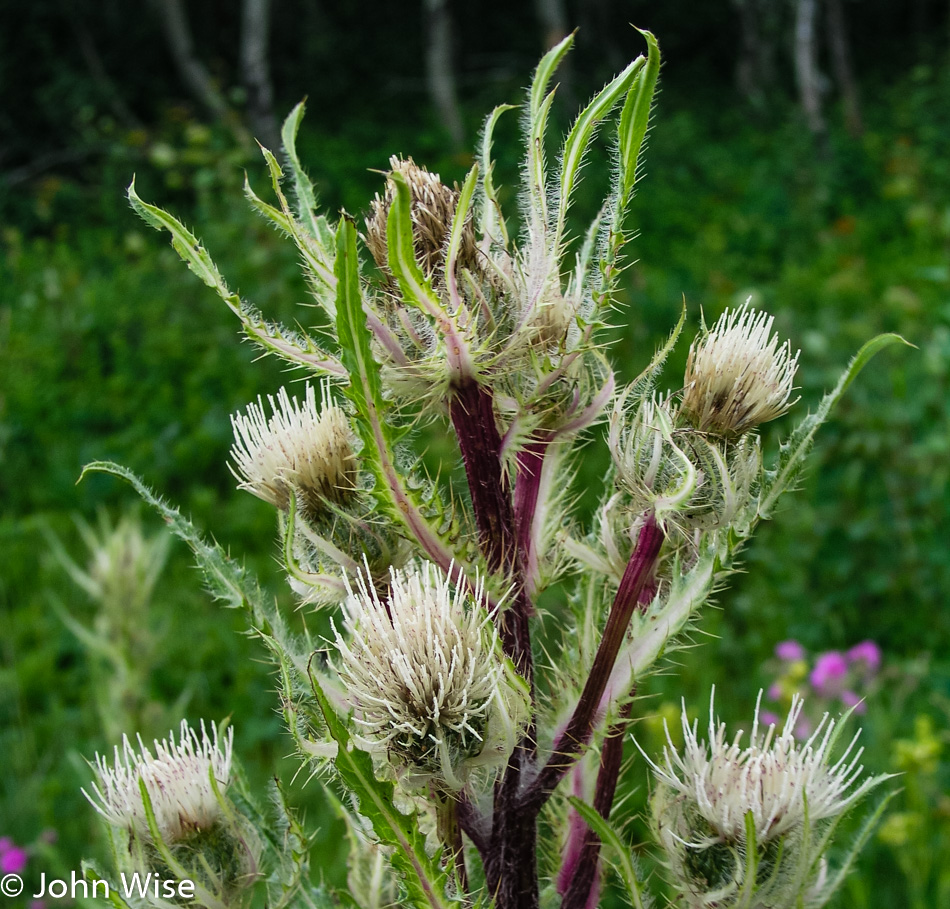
611,391,762,539
83,721,259,907
229,382,357,519
644,692,887,908
365,155,476,278
611,394,698,520
682,305,799,436
333,561,530,792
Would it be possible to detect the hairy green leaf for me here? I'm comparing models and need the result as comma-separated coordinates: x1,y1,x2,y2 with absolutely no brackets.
567,797,647,909
309,672,459,909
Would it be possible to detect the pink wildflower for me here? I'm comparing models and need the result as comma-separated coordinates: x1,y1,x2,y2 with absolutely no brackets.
810,651,848,696
0,838,27,874
775,640,805,662
760,710,781,728
847,640,881,674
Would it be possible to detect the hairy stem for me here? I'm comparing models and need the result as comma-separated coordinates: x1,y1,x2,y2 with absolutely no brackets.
449,378,540,909
436,794,468,894
560,696,634,909
449,380,533,683
513,435,550,589
525,514,663,810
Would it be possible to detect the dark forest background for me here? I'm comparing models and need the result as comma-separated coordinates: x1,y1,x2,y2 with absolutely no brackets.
2,2,950,907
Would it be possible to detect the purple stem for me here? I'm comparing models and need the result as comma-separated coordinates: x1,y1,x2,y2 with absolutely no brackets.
523,514,663,811
560,696,634,909
449,380,533,683
449,378,541,909
514,436,550,583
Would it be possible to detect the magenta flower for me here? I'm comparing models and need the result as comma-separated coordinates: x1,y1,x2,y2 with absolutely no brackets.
810,651,848,696
767,682,783,701
847,640,881,674
0,838,28,874
775,640,806,662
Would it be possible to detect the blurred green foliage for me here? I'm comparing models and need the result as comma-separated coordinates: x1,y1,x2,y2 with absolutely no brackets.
2,13,949,906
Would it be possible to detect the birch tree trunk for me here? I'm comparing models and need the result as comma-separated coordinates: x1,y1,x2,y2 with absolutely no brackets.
825,0,863,137
794,0,826,137
240,0,279,150
424,0,464,150
153,0,229,121
733,0,777,107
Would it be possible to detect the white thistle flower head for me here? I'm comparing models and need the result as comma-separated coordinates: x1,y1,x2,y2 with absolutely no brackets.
230,382,357,518
644,690,888,908
682,305,800,436
83,720,233,842
333,561,529,792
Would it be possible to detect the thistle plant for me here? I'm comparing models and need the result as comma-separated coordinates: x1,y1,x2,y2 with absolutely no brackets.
47,510,175,741
83,721,260,909
80,27,907,909
645,693,891,908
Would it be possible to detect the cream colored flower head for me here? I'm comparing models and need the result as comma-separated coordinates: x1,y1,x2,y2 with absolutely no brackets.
83,720,232,842
644,690,888,908
682,305,799,436
230,382,357,517
333,561,529,792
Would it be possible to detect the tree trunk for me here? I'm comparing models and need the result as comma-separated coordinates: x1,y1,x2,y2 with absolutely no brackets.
733,0,777,108
151,0,250,147
825,0,863,137
534,0,576,110
424,0,465,150
535,0,570,50
67,6,144,129
793,0,826,138
240,0,280,150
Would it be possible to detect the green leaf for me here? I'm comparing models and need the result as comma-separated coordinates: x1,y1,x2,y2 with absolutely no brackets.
80,863,133,909
80,461,265,615
244,172,294,233
128,177,227,292
78,461,335,764
385,173,445,318
758,333,911,519
258,144,338,317
128,180,343,374
525,32,574,230
333,220,460,574
530,33,574,122
629,299,686,400
280,101,322,239
445,163,479,290
618,28,660,199
818,791,898,904
477,104,515,248
567,797,646,909
309,672,459,909
556,56,645,244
